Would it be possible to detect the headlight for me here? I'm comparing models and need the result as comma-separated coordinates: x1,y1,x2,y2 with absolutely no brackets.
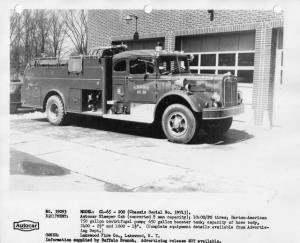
211,92,222,108
211,92,221,102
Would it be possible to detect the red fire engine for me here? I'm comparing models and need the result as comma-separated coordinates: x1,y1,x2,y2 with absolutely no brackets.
22,45,243,143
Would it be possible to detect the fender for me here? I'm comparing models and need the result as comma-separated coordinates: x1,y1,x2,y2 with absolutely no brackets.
154,90,203,116
43,89,66,112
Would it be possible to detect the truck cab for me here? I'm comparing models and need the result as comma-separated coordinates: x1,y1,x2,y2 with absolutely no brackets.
22,46,243,144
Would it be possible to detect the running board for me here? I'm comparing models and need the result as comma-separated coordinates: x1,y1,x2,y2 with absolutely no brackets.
103,113,153,123
79,104,155,123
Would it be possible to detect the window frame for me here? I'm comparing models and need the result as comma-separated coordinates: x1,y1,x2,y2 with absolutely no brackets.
187,50,255,83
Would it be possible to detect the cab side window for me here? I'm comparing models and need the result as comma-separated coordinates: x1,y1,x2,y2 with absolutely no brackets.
147,63,154,74
130,59,154,74
130,60,146,74
114,60,126,72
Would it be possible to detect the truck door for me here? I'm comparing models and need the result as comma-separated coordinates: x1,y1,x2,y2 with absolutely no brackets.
125,58,157,103
112,59,127,102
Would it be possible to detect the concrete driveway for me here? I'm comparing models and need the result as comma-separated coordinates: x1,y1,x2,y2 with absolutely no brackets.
9,108,300,196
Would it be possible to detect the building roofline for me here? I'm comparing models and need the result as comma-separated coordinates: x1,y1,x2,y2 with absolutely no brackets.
110,20,284,43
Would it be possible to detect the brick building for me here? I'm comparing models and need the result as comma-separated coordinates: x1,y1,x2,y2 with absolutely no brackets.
87,9,284,126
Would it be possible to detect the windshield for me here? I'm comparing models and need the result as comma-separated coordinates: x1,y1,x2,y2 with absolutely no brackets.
157,55,190,75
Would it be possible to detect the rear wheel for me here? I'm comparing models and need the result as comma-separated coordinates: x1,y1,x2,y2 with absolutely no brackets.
162,104,198,144
46,95,66,125
203,117,232,137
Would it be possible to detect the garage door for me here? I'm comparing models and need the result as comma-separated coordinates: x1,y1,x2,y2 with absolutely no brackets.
178,31,255,105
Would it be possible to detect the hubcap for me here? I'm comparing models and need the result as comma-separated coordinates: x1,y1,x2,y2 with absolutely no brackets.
49,103,59,120
167,112,188,137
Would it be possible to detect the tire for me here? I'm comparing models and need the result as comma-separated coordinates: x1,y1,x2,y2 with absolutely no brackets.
46,95,66,125
162,104,198,144
203,117,232,137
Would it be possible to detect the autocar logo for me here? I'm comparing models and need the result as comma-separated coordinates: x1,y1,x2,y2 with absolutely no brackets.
13,220,39,232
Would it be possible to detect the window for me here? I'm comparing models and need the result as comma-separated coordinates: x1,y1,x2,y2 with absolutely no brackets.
201,54,216,66
187,51,255,83
238,53,254,66
147,63,155,73
158,56,189,75
129,58,155,75
218,53,235,66
237,70,254,83
189,54,199,66
114,60,126,72
130,60,146,74
129,59,155,75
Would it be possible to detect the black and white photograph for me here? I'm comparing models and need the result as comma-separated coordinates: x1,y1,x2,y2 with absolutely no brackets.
1,0,300,242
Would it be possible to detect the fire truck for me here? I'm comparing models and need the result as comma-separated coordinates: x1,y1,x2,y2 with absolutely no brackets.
22,45,244,144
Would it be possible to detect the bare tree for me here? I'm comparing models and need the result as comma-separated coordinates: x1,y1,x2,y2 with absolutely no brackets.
23,10,35,63
64,10,88,55
10,11,22,47
10,9,71,77
34,10,50,55
48,11,66,57
10,10,22,74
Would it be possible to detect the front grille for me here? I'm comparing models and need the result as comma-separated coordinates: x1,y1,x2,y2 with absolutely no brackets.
223,77,238,107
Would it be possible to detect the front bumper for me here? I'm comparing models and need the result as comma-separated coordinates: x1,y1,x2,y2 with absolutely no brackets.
202,104,244,120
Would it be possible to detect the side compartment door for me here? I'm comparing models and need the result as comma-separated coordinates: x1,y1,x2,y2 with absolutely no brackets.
22,68,42,108
67,57,83,112
23,82,41,107
125,58,157,103
68,88,81,112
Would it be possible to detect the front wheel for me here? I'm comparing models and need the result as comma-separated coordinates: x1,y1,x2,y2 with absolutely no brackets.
46,95,67,125
203,117,232,137
162,104,198,144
